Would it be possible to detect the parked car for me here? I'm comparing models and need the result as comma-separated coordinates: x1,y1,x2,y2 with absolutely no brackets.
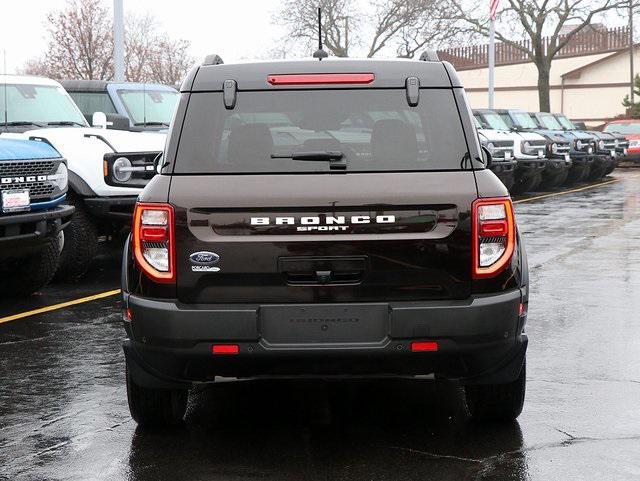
494,109,571,190
552,113,615,180
61,80,179,132
474,109,549,192
0,75,165,280
530,111,595,184
603,119,639,163
121,54,529,427
0,138,74,296
474,117,517,190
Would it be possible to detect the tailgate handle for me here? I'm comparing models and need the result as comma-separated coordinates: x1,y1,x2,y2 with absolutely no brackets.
279,257,366,286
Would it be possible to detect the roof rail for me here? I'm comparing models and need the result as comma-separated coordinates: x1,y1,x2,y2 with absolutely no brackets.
202,54,224,66
419,50,440,62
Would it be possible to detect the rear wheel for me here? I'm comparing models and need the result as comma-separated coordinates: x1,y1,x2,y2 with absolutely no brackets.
55,193,98,281
126,367,188,428
465,360,526,422
0,237,59,297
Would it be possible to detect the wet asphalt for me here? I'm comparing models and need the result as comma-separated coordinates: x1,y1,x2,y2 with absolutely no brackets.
1,171,640,481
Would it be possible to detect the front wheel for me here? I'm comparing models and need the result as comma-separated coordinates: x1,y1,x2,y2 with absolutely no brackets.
55,193,98,281
126,367,188,428
0,237,60,297
465,360,526,422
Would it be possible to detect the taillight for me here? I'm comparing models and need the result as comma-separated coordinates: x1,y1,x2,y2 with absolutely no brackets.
472,197,515,279
132,202,175,283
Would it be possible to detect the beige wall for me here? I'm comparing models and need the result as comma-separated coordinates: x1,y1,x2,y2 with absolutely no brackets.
457,47,640,124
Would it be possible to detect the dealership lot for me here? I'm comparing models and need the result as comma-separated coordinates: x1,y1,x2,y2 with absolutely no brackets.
0,171,638,481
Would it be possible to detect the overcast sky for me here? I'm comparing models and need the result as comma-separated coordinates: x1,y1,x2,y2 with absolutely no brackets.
0,0,630,75
0,0,287,74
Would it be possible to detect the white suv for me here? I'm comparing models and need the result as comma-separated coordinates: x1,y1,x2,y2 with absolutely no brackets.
0,75,166,279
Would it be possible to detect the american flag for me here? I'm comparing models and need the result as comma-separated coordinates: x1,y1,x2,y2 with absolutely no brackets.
489,0,500,20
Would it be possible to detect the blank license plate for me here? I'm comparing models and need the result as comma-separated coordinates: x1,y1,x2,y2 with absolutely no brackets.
260,304,388,345
2,190,30,213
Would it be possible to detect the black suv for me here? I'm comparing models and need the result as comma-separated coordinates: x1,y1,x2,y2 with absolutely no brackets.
122,55,529,427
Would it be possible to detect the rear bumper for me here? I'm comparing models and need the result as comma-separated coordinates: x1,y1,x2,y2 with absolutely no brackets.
0,204,74,257
84,196,137,221
123,289,528,388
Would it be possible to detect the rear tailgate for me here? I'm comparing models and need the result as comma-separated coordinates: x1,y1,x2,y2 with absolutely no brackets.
171,171,478,304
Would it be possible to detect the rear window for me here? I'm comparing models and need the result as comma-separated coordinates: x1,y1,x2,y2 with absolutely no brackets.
174,89,470,173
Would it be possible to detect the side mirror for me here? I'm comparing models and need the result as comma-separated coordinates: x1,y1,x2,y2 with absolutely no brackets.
153,152,164,174
92,111,109,129
105,113,131,131
481,145,493,168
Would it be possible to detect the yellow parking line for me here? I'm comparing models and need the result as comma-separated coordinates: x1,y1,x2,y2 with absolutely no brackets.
514,175,637,204
0,289,121,325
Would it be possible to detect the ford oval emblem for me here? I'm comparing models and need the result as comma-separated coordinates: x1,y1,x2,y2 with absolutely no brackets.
189,251,220,265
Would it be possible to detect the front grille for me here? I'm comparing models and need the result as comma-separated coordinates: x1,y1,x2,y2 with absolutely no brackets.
0,160,56,177
556,143,570,154
0,182,54,198
0,159,59,201
528,141,546,148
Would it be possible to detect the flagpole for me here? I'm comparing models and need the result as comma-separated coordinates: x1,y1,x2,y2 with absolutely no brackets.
488,17,495,109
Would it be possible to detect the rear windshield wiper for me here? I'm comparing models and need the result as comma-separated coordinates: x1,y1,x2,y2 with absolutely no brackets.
47,121,85,127
134,121,169,127
271,151,347,170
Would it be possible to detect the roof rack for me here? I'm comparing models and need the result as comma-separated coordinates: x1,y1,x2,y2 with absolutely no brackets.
419,50,440,62
202,54,224,66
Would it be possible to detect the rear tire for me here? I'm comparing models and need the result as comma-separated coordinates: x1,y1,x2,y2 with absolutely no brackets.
0,237,59,297
126,367,188,428
465,360,526,422
54,193,98,281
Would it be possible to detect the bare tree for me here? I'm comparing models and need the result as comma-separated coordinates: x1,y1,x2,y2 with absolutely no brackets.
450,0,628,112
24,0,113,80
23,0,194,85
274,0,463,59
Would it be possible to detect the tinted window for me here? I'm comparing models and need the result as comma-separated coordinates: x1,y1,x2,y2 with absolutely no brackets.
68,92,117,118
0,84,87,125
175,89,470,173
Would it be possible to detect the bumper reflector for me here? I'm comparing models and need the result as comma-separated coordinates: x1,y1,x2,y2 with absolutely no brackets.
212,344,240,355
411,341,439,352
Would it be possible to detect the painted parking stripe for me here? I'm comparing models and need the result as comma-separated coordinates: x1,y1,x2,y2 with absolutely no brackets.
0,289,121,325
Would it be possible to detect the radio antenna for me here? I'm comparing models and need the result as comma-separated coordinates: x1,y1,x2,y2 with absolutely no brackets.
312,7,328,60
3,50,7,130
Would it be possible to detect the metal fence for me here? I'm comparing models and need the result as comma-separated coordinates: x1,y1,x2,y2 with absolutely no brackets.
438,26,630,70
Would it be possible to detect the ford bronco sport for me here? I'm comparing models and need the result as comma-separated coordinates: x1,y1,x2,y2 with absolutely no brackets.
122,55,529,427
